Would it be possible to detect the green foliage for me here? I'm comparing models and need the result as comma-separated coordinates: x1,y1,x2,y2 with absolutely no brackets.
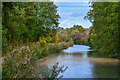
85,2,119,58
2,41,69,78
39,37,47,47
2,2,70,78
30,42,44,59
2,2,72,79
58,34,68,42
72,25,85,32
57,25,87,45
54,34,59,43
3,46,36,78
71,30,85,44
69,38,74,46
2,2,60,55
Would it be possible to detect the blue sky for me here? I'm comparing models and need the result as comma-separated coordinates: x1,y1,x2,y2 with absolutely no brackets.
53,1,92,29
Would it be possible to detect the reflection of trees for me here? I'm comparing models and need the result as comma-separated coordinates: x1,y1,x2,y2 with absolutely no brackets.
61,52,82,57
92,63,118,78
87,51,105,58
62,51,89,58
87,51,94,57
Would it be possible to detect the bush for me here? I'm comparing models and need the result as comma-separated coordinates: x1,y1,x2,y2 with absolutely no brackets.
2,41,70,78
39,37,47,47
30,42,44,59
109,53,119,58
2,37,8,54
69,38,74,46
2,46,36,78
46,36,53,43
54,35,59,43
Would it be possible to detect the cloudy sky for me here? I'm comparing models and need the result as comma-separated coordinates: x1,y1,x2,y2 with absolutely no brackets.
53,0,92,29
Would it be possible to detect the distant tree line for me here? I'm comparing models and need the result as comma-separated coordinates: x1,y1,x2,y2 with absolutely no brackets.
57,25,89,45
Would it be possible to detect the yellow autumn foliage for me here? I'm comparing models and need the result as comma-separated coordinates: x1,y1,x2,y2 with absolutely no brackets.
39,37,47,46
54,35,59,43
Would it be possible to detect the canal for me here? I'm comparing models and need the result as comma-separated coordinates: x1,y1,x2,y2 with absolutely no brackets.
38,45,118,78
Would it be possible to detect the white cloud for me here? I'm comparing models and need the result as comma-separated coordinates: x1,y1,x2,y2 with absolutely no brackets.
76,21,92,28
60,20,71,26
71,16,83,19
62,12,72,15
80,3,89,5
71,3,89,6
76,22,82,26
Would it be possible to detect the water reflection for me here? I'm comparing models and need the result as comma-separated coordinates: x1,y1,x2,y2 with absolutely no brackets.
58,45,94,78
63,45,93,53
92,63,118,78
58,58,94,78
39,45,118,78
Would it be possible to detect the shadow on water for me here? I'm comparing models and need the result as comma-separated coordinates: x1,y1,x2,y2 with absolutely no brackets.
38,45,118,78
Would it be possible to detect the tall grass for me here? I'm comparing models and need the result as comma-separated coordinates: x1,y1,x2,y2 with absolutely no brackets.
2,41,71,78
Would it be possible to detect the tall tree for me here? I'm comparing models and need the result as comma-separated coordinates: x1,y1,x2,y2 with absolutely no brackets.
2,2,60,53
85,2,119,57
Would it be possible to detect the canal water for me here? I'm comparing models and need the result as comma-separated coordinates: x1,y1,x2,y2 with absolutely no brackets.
38,45,118,78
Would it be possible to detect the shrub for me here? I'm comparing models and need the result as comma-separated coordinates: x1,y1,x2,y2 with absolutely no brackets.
69,38,74,46
54,35,59,43
109,53,119,58
46,36,53,43
2,46,36,78
2,37,8,54
39,37,47,47
54,44,62,53
2,41,70,78
30,42,44,59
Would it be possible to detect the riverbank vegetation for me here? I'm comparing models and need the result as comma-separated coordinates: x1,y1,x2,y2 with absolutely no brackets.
2,1,120,79
85,2,120,58
2,2,70,78
2,2,60,55
2,42,69,78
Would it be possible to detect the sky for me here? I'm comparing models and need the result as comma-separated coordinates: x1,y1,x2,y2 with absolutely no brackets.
53,0,92,29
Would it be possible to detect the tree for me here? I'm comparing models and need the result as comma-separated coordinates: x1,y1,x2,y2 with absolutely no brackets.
2,2,60,54
85,2,119,58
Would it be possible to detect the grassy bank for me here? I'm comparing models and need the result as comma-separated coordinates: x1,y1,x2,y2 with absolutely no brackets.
2,41,73,78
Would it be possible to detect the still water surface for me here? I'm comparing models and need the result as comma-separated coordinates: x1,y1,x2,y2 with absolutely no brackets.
39,45,118,78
